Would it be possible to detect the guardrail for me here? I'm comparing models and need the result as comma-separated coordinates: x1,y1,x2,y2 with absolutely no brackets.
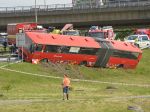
0,1,150,13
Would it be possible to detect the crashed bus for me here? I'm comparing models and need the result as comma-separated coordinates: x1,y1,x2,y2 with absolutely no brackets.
16,32,142,69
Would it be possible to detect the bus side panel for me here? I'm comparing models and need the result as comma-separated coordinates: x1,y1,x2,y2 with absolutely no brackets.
107,57,139,69
59,53,97,66
31,52,97,66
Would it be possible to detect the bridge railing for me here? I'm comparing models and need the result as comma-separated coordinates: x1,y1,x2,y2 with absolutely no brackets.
0,1,149,13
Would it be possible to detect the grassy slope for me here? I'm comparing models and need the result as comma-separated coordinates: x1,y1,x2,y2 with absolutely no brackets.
0,49,149,112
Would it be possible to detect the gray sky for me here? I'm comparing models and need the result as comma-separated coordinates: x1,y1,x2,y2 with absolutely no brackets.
0,0,72,7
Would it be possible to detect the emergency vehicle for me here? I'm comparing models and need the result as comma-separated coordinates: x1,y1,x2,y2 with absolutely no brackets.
0,33,7,45
135,28,150,39
124,34,150,49
7,22,47,45
88,26,115,40
7,22,37,35
16,32,142,69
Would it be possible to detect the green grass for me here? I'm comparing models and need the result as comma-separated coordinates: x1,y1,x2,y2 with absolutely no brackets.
0,49,149,112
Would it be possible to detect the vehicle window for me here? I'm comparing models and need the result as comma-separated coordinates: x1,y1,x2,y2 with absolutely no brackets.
128,36,138,40
79,48,98,55
63,31,79,36
138,37,142,41
141,36,148,41
69,47,80,53
30,44,35,53
112,50,139,60
58,46,70,53
35,44,43,51
44,45,58,53
44,45,70,53
89,32,104,39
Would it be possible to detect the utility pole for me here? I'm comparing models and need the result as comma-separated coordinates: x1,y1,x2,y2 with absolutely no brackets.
44,0,46,9
35,0,38,23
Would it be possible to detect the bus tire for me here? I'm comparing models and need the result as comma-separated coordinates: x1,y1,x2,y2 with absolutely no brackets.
79,61,87,66
40,58,49,63
117,64,124,68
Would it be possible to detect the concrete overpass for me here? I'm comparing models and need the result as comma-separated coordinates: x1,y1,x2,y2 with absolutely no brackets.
0,2,150,30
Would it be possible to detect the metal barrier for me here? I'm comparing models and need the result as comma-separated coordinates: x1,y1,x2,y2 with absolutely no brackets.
0,1,149,13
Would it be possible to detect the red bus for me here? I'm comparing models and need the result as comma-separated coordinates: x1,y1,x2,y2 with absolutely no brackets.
17,32,142,69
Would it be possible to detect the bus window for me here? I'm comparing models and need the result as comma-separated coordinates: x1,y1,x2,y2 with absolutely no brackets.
35,44,43,51
44,45,58,53
79,48,98,55
58,46,70,53
69,47,80,54
30,44,34,53
30,44,43,52
44,45,71,53
112,50,139,60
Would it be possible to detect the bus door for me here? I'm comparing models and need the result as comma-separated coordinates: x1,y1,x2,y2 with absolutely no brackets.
94,41,112,67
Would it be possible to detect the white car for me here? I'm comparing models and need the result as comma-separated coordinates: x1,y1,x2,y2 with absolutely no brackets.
124,35,150,49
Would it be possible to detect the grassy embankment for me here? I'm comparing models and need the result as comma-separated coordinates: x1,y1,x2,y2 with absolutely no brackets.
0,49,149,112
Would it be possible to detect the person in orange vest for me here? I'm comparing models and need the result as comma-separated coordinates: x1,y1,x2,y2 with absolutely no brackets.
62,74,70,100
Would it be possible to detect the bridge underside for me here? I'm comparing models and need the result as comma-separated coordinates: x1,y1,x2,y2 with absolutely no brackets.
44,19,150,29
0,6,150,30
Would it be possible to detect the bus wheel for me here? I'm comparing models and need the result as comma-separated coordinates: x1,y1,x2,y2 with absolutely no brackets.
40,58,49,63
117,64,124,68
79,61,87,66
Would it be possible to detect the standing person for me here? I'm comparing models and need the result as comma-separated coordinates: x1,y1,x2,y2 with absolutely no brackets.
3,41,7,52
62,74,70,100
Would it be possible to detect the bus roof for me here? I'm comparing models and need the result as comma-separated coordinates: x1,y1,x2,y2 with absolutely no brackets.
109,40,142,53
26,32,100,48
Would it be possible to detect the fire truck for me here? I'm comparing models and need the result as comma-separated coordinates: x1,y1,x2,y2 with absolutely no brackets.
16,32,142,69
7,22,47,45
7,22,37,35
88,26,115,40
135,28,150,39
48,24,80,36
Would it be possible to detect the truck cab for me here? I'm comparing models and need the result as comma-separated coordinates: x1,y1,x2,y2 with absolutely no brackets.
88,26,115,40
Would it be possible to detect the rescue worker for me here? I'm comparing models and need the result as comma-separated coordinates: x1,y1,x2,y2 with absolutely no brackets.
62,74,70,100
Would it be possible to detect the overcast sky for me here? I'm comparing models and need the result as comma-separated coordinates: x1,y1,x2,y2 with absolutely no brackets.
0,0,72,7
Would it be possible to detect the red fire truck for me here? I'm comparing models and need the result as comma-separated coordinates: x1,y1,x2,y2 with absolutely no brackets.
17,32,142,69
7,22,47,45
135,28,150,39
88,26,115,40
7,22,37,35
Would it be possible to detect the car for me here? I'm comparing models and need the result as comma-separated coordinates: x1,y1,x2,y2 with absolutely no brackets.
124,34,150,49
0,32,8,45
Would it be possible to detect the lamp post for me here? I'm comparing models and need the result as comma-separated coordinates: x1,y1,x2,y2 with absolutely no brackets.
44,0,46,9
35,0,38,23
